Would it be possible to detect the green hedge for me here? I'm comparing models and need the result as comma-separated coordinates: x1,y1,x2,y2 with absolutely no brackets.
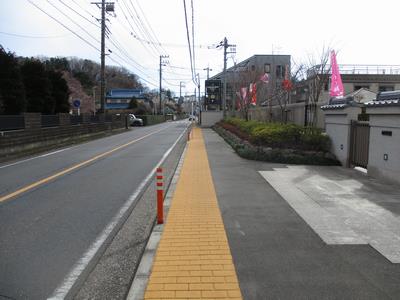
136,115,165,126
213,124,340,166
223,117,331,152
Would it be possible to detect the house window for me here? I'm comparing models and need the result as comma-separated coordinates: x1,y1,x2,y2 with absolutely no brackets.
379,85,394,92
276,65,284,78
251,65,256,71
264,63,271,73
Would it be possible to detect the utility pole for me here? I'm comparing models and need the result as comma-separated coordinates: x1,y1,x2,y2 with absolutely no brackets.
179,81,185,102
159,55,169,114
92,0,114,114
217,37,236,118
197,73,201,124
203,66,212,79
222,37,227,118
100,0,106,114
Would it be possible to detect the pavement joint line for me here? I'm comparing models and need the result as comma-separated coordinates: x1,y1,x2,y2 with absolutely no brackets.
126,144,189,300
141,127,243,300
0,125,173,204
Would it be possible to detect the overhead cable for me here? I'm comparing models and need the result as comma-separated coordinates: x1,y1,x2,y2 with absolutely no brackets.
28,0,99,52
57,0,100,28
46,0,100,44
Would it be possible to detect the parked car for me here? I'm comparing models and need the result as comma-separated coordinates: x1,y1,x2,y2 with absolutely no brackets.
128,114,143,126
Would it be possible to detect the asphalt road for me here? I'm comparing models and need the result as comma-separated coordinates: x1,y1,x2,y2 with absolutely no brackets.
0,121,189,300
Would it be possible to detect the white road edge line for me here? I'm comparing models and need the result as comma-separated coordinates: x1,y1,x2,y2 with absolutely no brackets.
0,148,72,169
47,123,190,300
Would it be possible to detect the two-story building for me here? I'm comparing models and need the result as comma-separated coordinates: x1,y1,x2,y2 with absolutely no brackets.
105,89,145,110
208,54,291,111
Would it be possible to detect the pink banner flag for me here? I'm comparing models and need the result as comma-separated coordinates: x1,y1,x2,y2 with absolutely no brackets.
330,50,344,97
259,73,269,83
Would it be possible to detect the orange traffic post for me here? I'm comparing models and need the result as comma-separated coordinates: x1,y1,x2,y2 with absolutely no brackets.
156,167,164,224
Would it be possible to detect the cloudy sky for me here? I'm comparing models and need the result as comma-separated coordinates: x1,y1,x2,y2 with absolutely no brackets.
1,0,400,95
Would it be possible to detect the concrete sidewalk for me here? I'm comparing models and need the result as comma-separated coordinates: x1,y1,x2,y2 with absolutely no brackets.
131,127,400,300
203,128,400,300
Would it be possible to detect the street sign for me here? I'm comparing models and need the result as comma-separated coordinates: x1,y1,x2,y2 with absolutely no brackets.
73,99,81,108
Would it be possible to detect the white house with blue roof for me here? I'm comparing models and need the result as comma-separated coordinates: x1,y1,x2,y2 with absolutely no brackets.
105,89,145,109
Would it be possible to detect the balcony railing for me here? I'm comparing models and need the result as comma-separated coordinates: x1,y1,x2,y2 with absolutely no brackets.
318,64,400,75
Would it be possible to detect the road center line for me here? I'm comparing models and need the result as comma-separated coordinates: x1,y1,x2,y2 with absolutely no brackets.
0,125,171,203
48,124,189,300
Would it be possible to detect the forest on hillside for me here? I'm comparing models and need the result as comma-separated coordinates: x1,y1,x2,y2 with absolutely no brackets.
0,45,148,115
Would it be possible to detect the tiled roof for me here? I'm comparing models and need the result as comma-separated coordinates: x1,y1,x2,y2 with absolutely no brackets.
106,89,144,99
105,103,130,109
365,99,400,107
321,104,347,110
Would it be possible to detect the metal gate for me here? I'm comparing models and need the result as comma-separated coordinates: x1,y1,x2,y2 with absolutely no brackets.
349,121,370,168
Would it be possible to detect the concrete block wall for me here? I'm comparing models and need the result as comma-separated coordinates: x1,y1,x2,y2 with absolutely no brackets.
322,106,362,167
0,115,126,158
200,111,223,127
366,106,400,185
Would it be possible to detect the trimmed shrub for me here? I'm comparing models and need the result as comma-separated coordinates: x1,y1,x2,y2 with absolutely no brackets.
220,118,330,152
213,124,340,166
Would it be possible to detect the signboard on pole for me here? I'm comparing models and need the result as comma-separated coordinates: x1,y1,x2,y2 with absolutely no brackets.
205,80,222,109
73,99,81,108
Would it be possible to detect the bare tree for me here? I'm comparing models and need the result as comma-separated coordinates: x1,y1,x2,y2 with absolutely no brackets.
229,62,268,121
304,47,332,127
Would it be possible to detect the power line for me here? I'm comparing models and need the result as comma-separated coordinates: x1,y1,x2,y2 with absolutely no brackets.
28,0,158,90
108,55,158,87
28,0,99,52
191,0,197,85
131,34,216,49
57,0,100,28
182,0,195,83
70,0,99,21
133,0,167,54
117,0,159,58
107,35,148,72
120,0,160,56
124,0,166,55
46,0,100,44
0,31,69,39
107,38,159,85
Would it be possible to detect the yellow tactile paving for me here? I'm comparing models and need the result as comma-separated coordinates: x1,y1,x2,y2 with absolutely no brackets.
144,127,243,300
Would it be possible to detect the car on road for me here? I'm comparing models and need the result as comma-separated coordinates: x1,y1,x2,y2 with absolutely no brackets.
128,114,143,126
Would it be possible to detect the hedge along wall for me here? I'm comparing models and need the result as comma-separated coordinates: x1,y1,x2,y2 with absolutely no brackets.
136,115,166,126
223,117,331,152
